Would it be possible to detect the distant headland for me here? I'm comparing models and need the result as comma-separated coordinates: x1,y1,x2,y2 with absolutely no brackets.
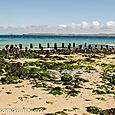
0,33,115,38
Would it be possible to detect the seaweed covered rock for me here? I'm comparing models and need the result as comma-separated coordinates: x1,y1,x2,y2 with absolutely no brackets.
67,90,80,96
101,63,115,73
61,73,72,82
75,76,89,83
83,57,95,62
92,90,106,94
86,106,102,114
100,108,115,115
49,70,61,80
84,66,96,73
23,61,41,67
41,61,63,70
45,111,67,115
20,51,41,58
101,73,115,85
5,62,25,79
49,87,64,96
1,76,20,84
55,111,67,115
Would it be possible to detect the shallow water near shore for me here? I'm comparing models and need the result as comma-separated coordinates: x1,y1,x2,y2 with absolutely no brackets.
0,35,115,49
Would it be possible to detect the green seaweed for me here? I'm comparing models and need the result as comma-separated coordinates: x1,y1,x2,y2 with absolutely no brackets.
31,107,47,112
96,97,106,101
1,76,20,84
86,106,102,114
55,111,67,115
67,90,80,96
61,73,72,82
49,87,64,96
92,90,106,94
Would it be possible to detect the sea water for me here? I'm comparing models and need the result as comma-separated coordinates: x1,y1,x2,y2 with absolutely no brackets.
0,35,115,49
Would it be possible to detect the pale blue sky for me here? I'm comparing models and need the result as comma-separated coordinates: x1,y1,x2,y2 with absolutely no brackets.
0,0,115,27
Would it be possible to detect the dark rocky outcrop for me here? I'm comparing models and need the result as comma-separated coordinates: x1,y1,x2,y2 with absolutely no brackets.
100,108,115,115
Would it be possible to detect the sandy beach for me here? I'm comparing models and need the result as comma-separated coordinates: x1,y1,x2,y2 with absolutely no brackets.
0,52,115,115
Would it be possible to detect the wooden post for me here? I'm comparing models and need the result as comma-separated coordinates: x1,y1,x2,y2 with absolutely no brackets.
25,47,28,52
19,44,22,49
73,43,75,48
69,43,71,47
41,46,43,51
39,44,42,48
88,45,91,49
106,45,108,49
62,43,64,48
85,43,87,47
54,43,57,50
68,44,71,50
30,43,33,49
47,43,50,48
79,45,82,50
95,44,97,48
101,45,103,50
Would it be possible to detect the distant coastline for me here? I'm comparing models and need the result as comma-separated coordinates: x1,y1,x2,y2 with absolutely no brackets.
25,33,115,37
0,33,115,37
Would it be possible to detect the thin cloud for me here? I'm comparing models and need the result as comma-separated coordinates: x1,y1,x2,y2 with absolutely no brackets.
0,21,115,34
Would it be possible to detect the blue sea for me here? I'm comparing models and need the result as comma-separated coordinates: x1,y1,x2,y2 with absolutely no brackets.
0,35,115,49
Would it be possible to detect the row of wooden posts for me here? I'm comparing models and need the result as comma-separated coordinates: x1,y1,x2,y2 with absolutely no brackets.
19,43,111,51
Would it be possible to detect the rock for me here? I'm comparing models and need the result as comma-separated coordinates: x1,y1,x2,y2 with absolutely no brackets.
61,69,70,74
61,69,83,76
100,108,115,115
49,70,61,80
5,59,9,62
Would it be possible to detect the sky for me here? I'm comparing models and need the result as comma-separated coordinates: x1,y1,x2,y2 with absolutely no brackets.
0,0,115,34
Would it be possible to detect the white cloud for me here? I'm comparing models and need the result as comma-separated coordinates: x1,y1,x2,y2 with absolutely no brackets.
106,21,115,28
71,23,81,27
81,21,90,29
58,24,67,28
92,21,100,29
